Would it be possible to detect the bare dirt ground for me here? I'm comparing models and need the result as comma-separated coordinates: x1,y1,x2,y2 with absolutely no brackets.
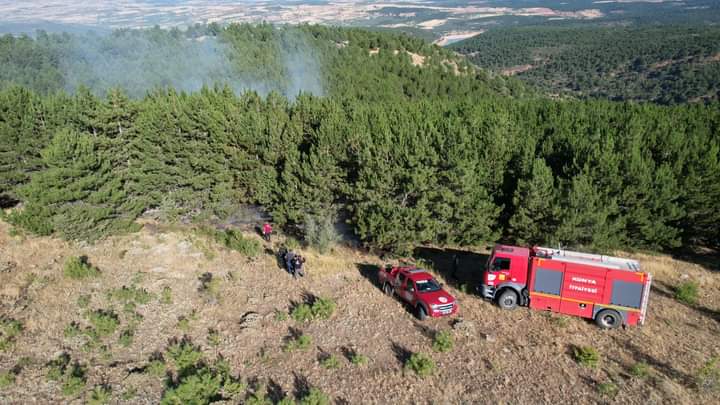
1,220,719,404
501,64,535,76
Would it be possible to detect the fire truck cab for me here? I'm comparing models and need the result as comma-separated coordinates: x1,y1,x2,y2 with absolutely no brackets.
478,244,652,329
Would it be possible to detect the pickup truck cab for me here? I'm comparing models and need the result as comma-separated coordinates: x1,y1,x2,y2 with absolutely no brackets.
378,265,458,320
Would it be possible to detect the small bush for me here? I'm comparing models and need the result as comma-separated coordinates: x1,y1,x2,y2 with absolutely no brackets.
291,304,314,322
405,353,435,377
64,322,82,338
299,387,331,405
573,346,600,368
87,310,120,337
87,385,112,405
216,229,261,257
696,356,720,392
630,362,650,378
285,237,301,250
61,362,87,397
108,286,153,306
284,334,312,352
432,330,453,353
167,338,204,373
597,381,618,397
320,355,340,369
121,387,137,400
177,317,191,332
304,212,341,254
311,298,336,320
146,359,166,378
675,280,699,306
350,353,369,366
119,329,134,347
77,294,91,308
245,384,272,405
291,298,336,322
160,371,223,405
274,310,288,322
159,340,243,405
64,256,100,279
0,318,23,351
47,353,71,381
198,272,222,299
207,328,221,347
160,286,173,304
278,396,296,405
0,371,15,389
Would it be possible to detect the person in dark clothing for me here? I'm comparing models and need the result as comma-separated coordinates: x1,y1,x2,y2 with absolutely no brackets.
452,254,460,280
285,250,296,275
292,255,306,278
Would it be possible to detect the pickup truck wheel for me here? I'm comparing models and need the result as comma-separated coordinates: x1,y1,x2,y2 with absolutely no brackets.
415,305,427,321
497,289,518,310
383,283,394,296
595,309,621,329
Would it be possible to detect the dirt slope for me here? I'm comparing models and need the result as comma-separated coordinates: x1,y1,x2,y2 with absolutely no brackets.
0,220,718,404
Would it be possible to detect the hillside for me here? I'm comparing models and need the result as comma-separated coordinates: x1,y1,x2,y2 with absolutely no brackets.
1,21,720,404
0,24,521,101
0,220,719,403
450,25,720,104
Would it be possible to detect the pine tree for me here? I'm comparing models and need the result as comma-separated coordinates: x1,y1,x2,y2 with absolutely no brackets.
509,158,558,245
553,173,624,250
8,128,139,241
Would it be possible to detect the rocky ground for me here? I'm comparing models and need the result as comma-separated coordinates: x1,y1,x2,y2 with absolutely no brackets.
0,220,718,404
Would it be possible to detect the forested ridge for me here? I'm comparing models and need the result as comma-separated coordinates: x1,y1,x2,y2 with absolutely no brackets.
1,24,719,254
450,25,720,105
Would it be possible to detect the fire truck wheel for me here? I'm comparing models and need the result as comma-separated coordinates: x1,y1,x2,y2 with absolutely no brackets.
415,304,428,321
497,289,518,310
595,309,622,329
383,283,394,296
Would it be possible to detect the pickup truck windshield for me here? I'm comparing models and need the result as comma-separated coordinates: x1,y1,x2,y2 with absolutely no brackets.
416,279,441,293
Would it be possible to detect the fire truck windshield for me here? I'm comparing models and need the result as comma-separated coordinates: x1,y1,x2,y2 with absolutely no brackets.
416,279,441,293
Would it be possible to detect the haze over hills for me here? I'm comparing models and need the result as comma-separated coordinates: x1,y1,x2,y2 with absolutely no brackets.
1,2,720,405
2,0,720,43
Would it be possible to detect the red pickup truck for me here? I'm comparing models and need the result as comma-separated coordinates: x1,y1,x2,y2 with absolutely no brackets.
378,265,458,320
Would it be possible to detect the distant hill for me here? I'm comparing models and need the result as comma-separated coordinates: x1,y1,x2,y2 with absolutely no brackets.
0,24,525,101
450,25,720,104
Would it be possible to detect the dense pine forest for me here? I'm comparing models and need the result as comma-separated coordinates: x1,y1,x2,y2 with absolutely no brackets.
450,25,720,105
1,24,719,254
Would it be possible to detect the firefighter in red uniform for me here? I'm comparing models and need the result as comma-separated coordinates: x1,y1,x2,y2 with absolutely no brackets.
262,222,273,242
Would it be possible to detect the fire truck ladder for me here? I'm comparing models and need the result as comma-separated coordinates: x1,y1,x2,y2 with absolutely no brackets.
639,273,652,325
534,246,641,272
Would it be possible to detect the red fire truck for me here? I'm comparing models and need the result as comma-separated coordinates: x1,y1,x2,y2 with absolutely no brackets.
478,245,652,328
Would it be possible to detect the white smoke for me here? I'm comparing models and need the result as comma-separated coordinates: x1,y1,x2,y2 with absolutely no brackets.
59,27,324,99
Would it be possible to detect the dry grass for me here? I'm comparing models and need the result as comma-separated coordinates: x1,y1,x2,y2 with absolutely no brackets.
1,219,719,404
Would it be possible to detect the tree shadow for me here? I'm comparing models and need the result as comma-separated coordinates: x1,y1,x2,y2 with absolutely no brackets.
288,290,319,312
412,322,436,340
413,247,489,291
390,341,412,366
286,326,304,341
292,371,310,399
0,194,18,209
267,378,285,403
609,335,695,385
340,346,357,362
671,246,719,273
652,280,720,323
356,263,382,292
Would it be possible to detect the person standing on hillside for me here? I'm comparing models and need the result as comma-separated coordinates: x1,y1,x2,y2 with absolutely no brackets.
262,222,273,242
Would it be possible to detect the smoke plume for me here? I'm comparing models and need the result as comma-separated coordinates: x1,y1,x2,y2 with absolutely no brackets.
59,27,324,99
